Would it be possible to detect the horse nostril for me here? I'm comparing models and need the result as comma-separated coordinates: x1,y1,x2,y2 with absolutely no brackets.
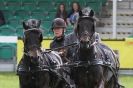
84,31,88,34
84,33,88,36
80,34,91,42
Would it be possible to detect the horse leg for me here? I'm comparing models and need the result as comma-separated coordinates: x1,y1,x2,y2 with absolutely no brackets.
98,80,105,88
105,76,115,88
57,80,70,88
19,76,26,88
90,80,104,88
87,66,104,88
36,71,50,88
19,74,31,88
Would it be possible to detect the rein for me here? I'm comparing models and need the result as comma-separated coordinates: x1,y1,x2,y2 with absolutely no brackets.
23,42,105,71
33,59,105,70
23,48,52,72
24,42,106,70
46,42,78,52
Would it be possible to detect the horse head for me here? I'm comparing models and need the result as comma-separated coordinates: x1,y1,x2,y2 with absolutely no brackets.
23,28,43,64
75,16,96,50
23,29,43,52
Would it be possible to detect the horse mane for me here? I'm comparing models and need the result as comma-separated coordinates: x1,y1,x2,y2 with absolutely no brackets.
78,17,95,23
24,28,43,33
23,28,43,44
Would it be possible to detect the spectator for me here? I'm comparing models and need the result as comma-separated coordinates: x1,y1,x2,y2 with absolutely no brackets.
67,2,81,26
55,3,67,23
0,10,5,26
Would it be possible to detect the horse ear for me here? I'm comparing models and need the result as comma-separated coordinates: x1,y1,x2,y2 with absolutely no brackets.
92,25,95,32
37,20,41,28
79,10,83,17
39,33,43,42
23,21,28,30
92,20,95,33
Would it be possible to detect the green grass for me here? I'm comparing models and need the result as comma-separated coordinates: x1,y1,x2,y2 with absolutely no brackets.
0,72,19,88
0,72,133,88
119,75,133,88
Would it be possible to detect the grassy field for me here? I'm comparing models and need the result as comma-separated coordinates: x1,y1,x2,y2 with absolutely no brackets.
119,75,133,88
0,72,19,88
0,72,133,88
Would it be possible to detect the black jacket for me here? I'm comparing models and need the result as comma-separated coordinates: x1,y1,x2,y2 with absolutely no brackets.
50,36,65,49
50,36,70,63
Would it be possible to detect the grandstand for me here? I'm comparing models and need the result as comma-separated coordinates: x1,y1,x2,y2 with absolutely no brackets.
0,0,133,72
97,0,133,39
0,0,107,71
0,0,107,38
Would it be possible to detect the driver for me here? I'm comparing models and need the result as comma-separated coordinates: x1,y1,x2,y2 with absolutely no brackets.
50,18,66,49
50,18,75,87
50,18,69,63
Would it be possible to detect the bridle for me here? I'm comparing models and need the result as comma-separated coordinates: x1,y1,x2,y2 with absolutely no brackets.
22,28,50,72
24,47,42,58
23,28,43,44
23,28,43,55
75,16,96,48
79,33,96,48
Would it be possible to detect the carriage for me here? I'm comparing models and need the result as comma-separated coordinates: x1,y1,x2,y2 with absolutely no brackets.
17,10,123,88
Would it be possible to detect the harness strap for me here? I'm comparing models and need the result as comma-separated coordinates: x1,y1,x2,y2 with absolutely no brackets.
49,69,70,88
106,65,125,88
62,68,71,76
97,44,124,87
42,53,51,66
67,59,104,67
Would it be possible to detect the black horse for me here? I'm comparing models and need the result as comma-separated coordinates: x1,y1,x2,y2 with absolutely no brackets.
17,27,70,88
70,16,122,88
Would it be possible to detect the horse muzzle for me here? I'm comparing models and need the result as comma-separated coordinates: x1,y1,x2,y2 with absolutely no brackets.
80,42,90,50
29,44,40,50
28,48,41,58
80,35,90,43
